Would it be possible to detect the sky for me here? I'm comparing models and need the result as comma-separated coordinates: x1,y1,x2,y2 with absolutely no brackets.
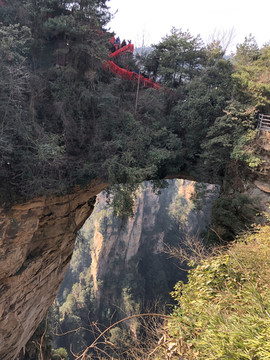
107,0,270,53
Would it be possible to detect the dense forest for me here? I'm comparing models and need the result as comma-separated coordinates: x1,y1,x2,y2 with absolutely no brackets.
1,0,270,359
1,0,268,212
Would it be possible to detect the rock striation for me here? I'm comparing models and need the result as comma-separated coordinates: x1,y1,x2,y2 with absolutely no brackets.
87,182,164,306
0,180,106,360
79,180,218,314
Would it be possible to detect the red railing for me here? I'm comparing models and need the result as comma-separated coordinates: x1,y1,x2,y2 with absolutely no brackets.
109,44,134,58
105,44,162,90
104,61,161,90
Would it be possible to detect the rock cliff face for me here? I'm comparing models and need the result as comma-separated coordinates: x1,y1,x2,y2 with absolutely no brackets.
79,180,218,314
0,180,106,360
86,182,164,307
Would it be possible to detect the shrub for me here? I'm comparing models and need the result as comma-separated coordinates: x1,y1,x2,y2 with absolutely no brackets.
52,347,70,360
167,225,270,359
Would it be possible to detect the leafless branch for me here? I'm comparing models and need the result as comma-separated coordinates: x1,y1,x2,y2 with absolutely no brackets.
74,313,173,360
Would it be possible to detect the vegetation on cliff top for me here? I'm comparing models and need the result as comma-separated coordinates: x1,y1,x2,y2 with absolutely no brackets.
1,0,269,211
164,225,270,359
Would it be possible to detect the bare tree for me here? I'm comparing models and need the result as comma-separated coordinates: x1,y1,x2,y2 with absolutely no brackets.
207,27,236,54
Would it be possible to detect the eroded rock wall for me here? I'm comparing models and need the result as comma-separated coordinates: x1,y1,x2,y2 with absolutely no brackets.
86,182,163,305
0,180,106,360
80,180,218,314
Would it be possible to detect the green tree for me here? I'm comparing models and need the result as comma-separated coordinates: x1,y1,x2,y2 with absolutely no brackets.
0,0,112,200
201,101,257,175
169,43,233,164
199,37,270,176
145,28,205,87
233,35,270,112
0,22,34,200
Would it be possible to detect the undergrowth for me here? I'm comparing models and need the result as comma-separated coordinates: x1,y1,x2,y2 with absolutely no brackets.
166,225,270,359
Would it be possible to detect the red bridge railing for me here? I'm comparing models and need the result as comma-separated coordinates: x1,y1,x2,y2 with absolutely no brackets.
109,44,134,58
105,44,161,90
104,61,161,90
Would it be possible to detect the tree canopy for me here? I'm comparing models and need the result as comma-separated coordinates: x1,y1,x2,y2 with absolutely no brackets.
0,1,268,213
145,28,205,87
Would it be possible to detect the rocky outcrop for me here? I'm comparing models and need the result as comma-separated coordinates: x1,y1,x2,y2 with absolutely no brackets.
0,179,106,360
80,180,218,313
84,182,163,307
